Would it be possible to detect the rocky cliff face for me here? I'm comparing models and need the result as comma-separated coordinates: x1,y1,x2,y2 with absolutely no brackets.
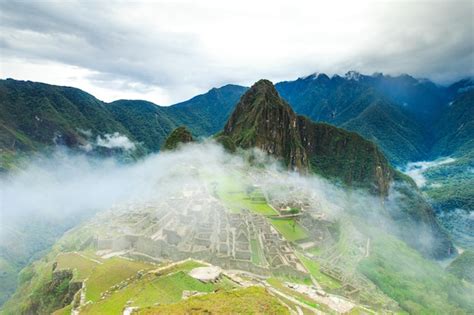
224,79,393,195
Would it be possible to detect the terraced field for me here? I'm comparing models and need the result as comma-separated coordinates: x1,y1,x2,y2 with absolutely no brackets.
216,178,277,215
295,252,342,291
268,218,309,242
137,286,290,314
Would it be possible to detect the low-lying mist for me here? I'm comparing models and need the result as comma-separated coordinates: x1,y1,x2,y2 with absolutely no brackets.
0,141,435,250
403,157,456,187
2,141,473,313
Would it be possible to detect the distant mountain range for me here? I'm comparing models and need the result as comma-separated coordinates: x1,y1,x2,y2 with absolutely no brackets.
1,73,472,310
2,73,472,165
1,72,472,239
0,79,245,158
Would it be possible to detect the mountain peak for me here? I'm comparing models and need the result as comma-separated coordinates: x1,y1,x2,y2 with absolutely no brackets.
344,70,363,81
234,79,292,113
224,79,307,170
246,79,280,98
223,79,398,196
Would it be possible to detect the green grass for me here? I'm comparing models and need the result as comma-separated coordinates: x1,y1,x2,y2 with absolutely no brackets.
306,246,322,256
250,239,265,265
295,252,342,290
81,259,238,314
268,218,308,242
52,304,73,315
137,286,290,314
82,271,217,314
358,232,474,314
215,175,277,215
55,252,99,280
271,273,313,286
85,257,155,302
154,260,204,276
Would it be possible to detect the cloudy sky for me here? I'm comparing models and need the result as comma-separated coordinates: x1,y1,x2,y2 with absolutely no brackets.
0,0,473,105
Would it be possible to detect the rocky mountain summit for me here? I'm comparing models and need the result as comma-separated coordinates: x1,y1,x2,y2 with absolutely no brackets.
224,79,393,196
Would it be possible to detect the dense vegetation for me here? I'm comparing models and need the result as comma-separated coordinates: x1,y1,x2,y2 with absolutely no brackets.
223,79,393,195
221,79,452,259
0,79,245,161
358,232,474,314
447,250,474,283
161,126,194,151
1,74,472,311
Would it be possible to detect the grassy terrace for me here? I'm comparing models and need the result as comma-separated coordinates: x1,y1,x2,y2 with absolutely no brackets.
214,173,310,244
268,218,309,242
84,257,155,302
55,252,101,280
137,286,290,315
250,239,266,266
215,177,277,215
81,262,237,314
295,252,342,291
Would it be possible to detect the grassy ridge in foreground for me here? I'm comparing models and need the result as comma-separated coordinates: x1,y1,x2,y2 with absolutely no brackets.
137,286,290,315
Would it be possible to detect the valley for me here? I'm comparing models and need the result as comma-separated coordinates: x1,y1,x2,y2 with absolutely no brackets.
1,2,473,314
1,74,472,314
3,153,473,314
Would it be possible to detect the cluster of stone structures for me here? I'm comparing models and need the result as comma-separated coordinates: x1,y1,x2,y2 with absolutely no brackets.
92,182,311,278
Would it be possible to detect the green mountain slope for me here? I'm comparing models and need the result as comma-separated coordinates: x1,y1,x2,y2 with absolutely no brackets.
275,73,444,165
432,89,474,158
107,84,246,152
0,79,246,160
223,79,308,171
224,79,393,195
167,84,248,135
0,79,132,152
221,79,453,259
342,101,429,165
447,250,474,283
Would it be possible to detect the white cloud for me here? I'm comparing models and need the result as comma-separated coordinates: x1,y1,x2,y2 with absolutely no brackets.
403,157,456,187
96,132,136,151
0,0,472,104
